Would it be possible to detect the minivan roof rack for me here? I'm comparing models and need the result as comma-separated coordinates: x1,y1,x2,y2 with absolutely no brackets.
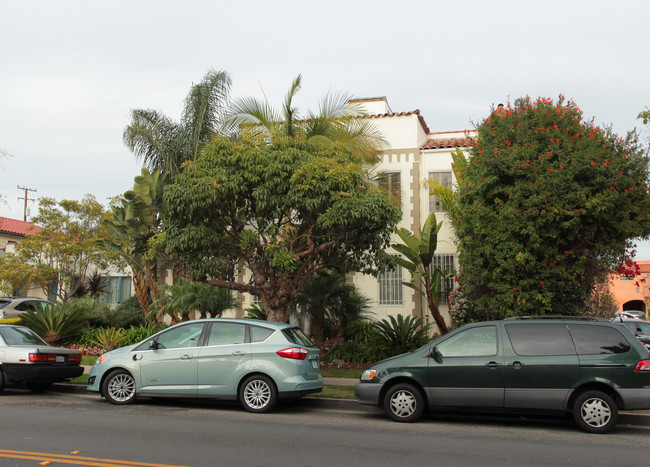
503,316,608,322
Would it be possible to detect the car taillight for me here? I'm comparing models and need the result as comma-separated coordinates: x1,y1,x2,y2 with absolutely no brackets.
68,354,82,363
635,360,650,371
276,347,309,360
29,354,56,363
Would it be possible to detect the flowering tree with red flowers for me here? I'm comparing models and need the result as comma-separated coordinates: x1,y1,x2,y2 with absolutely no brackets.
453,96,650,321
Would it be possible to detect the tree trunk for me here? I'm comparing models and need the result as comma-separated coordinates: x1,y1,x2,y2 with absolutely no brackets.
132,269,149,317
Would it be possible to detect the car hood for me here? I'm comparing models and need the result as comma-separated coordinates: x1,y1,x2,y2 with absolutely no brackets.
103,343,138,357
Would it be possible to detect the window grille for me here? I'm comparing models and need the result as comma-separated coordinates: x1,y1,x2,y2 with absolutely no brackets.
379,261,403,305
432,254,455,305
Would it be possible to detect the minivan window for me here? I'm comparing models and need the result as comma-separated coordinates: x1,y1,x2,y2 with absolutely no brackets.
505,323,576,356
567,324,631,354
437,325,497,357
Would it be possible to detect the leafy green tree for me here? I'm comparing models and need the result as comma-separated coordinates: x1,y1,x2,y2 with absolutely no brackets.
163,137,401,323
289,271,372,349
392,212,451,334
455,96,650,320
123,69,231,178
226,74,385,163
0,196,122,302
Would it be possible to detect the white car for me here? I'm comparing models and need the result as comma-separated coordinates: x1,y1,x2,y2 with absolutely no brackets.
0,324,83,392
0,297,53,319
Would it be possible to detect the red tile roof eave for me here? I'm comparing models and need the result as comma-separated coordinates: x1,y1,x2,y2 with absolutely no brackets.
365,109,431,135
420,138,475,150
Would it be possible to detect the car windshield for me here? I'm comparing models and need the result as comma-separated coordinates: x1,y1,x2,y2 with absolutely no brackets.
0,300,10,309
0,326,48,346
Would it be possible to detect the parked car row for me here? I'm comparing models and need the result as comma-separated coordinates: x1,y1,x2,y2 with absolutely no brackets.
3,316,650,434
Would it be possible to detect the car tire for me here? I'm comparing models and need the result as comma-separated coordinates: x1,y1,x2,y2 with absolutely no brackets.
102,370,137,405
572,390,618,434
239,375,278,413
384,383,425,423
0,369,5,394
27,382,52,393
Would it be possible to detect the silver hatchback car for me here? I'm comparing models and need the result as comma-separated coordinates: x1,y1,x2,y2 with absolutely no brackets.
87,319,322,413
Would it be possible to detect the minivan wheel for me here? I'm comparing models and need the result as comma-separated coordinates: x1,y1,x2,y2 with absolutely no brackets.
384,383,425,423
102,370,137,405
573,390,618,434
239,375,278,413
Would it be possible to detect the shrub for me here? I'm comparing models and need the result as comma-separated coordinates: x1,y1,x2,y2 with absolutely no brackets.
0,318,21,325
122,323,165,346
90,327,126,352
19,301,88,346
373,314,430,356
87,296,144,329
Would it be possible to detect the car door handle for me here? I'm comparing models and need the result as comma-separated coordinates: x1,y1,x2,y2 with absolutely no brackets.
485,361,502,368
180,354,193,360
232,351,246,356
508,361,524,368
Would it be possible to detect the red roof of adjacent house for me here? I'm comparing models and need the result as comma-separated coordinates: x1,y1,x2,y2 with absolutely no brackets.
0,216,41,237
420,137,475,150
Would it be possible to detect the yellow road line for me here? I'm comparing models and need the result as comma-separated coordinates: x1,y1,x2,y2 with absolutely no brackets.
0,449,189,467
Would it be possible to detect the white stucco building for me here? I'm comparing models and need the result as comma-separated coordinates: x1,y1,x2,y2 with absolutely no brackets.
346,97,474,332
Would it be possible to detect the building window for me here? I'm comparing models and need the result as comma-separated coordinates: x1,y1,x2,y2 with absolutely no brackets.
429,171,452,212
379,261,403,305
378,172,401,207
432,254,455,305
106,276,132,304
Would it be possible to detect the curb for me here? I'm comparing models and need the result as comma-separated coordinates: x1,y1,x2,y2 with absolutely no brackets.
52,384,650,427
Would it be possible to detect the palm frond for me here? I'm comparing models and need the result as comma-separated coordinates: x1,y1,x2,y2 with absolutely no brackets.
181,69,232,161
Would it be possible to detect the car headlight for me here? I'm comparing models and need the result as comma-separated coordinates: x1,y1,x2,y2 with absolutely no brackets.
361,369,377,381
96,353,111,365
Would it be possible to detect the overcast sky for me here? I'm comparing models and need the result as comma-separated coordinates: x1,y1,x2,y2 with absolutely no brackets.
1,0,649,254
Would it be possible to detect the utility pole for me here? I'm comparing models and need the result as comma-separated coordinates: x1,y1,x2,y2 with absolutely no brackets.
17,185,37,222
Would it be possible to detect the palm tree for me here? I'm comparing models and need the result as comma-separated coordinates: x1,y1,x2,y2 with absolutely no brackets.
225,74,385,163
123,69,231,178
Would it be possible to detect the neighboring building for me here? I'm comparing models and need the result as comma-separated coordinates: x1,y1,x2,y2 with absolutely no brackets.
0,215,132,305
0,216,41,255
604,260,650,315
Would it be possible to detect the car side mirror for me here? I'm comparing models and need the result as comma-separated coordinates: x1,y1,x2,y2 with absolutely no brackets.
430,346,443,363
148,340,159,350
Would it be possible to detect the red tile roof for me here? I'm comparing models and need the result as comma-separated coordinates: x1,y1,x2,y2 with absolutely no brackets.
420,138,474,150
366,109,432,135
0,217,41,237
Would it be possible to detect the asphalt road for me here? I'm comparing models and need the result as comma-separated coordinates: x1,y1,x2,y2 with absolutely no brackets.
1,387,649,467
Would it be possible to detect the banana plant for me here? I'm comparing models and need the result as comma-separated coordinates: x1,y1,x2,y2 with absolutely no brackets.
392,212,450,334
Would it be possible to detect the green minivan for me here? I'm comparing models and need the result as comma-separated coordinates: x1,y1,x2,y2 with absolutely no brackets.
355,317,650,433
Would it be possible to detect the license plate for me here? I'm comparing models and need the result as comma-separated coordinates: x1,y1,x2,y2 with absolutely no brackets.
56,356,65,363
311,359,319,369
